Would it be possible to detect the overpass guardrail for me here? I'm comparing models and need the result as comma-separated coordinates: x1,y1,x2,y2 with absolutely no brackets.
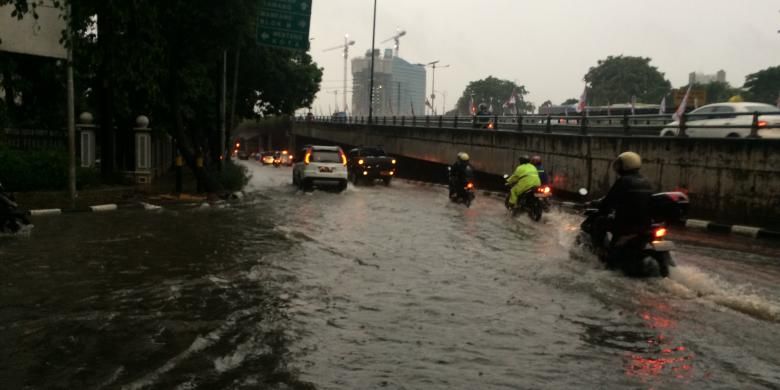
298,111,780,138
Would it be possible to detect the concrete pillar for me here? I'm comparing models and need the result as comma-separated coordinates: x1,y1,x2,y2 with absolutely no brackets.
77,112,96,168
134,115,152,184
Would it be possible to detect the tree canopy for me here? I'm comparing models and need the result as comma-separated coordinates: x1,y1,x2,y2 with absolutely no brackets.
584,55,670,106
454,76,533,115
743,66,780,105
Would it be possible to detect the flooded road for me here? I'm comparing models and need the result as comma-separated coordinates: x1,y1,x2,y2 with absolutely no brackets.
2,161,779,389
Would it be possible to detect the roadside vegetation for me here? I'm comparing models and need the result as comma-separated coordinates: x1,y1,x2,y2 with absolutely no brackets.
0,0,323,193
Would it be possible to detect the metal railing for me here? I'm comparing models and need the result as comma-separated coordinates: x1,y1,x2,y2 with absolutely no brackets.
2,128,68,149
298,111,780,138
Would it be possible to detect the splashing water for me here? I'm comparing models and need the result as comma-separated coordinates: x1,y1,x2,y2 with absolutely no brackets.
664,265,780,322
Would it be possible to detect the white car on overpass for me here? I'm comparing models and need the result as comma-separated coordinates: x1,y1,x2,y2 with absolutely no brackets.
292,145,348,192
660,102,780,138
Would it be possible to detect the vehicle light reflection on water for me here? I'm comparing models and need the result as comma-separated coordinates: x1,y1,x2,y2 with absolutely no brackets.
625,301,695,383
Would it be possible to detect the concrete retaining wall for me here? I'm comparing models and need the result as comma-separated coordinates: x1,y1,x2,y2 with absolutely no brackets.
292,122,780,226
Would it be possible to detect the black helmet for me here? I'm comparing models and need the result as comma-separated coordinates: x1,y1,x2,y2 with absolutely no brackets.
517,155,531,164
478,103,488,111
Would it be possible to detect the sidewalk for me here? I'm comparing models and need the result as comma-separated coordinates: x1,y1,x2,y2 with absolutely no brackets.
17,169,209,211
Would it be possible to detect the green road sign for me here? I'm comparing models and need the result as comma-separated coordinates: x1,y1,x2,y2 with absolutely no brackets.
256,0,312,51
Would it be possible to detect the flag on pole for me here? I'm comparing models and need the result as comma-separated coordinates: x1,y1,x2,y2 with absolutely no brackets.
507,89,517,106
659,96,666,114
576,86,587,114
673,85,692,122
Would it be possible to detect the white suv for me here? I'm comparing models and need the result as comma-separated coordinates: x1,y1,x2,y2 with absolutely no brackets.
292,145,349,192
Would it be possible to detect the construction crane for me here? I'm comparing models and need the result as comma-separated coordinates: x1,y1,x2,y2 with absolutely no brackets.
380,29,406,57
323,35,356,113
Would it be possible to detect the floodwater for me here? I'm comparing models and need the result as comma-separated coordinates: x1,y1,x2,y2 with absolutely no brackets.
1,161,779,389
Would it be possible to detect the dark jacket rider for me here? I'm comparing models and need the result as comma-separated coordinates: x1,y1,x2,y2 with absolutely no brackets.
450,152,473,197
474,103,491,128
530,155,549,186
591,151,654,255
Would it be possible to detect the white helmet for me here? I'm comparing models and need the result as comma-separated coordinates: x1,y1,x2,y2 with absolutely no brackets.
458,152,470,161
613,151,641,173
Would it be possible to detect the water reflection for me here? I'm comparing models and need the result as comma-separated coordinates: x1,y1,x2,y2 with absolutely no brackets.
624,300,695,385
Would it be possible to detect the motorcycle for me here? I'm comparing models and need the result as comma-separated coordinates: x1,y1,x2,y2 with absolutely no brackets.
0,181,31,234
574,189,689,278
448,166,476,208
503,175,544,222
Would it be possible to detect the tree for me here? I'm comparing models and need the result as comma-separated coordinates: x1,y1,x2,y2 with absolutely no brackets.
584,55,671,106
1,0,322,192
743,66,780,105
561,98,578,105
454,76,533,115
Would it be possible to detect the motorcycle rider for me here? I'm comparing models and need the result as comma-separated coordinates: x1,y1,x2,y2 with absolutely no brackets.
506,155,541,209
590,151,654,264
449,152,474,198
530,155,549,186
474,103,491,128
0,180,29,233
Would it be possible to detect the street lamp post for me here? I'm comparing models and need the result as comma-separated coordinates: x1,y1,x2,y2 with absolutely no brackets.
368,0,378,124
422,61,450,116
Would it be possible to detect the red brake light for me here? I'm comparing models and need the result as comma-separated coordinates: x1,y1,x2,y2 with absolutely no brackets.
757,120,768,128
654,228,667,239
466,182,474,190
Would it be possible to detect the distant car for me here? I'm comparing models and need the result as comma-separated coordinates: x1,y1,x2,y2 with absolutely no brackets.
292,145,348,192
279,150,294,166
660,102,780,138
347,147,397,185
261,152,275,165
237,150,249,160
332,111,348,122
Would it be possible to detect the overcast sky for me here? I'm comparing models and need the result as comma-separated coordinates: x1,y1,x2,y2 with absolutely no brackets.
306,0,780,114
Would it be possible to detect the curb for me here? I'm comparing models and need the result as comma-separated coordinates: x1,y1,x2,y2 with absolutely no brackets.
28,202,161,216
402,178,780,241
684,219,780,240
26,191,249,217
